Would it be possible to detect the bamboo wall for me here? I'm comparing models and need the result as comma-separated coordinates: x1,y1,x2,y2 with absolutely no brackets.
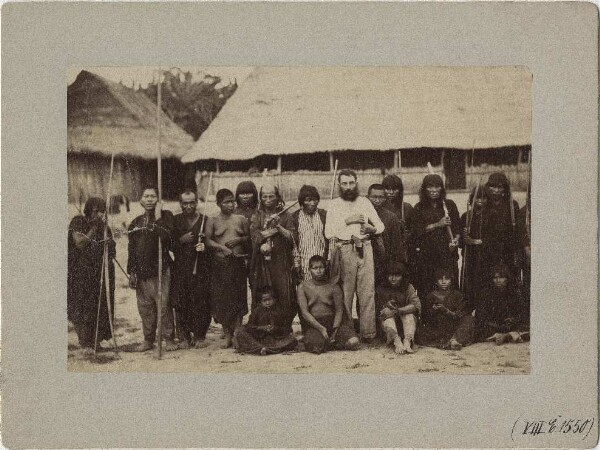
198,163,529,202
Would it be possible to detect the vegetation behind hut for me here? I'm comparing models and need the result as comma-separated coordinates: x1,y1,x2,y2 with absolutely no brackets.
142,69,238,141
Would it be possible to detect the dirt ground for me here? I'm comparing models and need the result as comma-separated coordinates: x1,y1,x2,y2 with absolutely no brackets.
67,191,530,374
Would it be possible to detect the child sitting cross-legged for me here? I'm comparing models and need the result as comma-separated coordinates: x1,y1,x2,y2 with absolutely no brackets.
233,287,298,355
417,267,466,350
376,261,421,354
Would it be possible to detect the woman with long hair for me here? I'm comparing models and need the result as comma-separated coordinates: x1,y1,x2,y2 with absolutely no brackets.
68,197,115,354
410,174,460,299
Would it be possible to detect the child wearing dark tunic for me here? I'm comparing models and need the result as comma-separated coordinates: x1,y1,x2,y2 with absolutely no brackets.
376,261,421,354
454,262,528,346
233,287,298,355
297,255,360,354
418,267,465,350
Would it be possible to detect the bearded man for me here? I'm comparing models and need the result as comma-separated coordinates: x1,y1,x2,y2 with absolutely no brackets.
324,169,385,341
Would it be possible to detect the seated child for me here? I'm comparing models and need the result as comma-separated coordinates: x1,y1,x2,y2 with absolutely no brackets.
376,261,421,354
418,267,466,350
454,262,529,346
297,255,360,354
233,287,298,355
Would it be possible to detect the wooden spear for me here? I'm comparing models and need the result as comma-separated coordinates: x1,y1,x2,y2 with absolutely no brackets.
193,172,213,275
330,159,338,200
94,151,117,354
156,69,164,360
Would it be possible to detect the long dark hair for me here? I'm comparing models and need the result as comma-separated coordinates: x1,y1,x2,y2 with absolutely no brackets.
418,174,447,204
382,174,404,209
83,197,106,218
235,181,258,209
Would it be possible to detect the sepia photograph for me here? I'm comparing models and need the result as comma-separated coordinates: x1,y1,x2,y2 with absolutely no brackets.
67,66,532,373
3,2,597,448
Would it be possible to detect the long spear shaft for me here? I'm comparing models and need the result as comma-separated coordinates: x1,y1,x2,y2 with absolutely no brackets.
330,159,338,200
104,153,118,353
94,151,117,354
156,69,163,360
193,172,213,275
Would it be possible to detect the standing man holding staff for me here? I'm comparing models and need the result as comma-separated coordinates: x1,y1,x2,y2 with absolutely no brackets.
325,169,385,342
171,189,212,349
127,186,178,352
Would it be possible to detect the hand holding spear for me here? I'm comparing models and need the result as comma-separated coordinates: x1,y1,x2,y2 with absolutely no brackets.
193,172,213,275
427,162,455,244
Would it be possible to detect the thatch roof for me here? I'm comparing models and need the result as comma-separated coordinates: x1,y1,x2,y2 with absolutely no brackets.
68,70,194,159
182,66,531,163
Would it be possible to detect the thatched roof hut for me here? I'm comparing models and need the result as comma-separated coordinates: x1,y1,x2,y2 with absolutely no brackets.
68,70,194,203
182,66,531,162
183,66,531,196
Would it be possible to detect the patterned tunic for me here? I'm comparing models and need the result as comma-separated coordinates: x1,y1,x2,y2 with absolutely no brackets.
294,210,326,281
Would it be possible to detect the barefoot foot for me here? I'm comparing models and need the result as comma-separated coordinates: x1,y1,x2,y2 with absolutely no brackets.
260,347,268,356
393,336,405,354
220,335,233,349
134,341,154,352
165,340,179,351
449,338,462,351
194,339,209,349
178,340,191,350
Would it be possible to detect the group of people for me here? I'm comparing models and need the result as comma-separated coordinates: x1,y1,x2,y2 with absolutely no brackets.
68,168,530,358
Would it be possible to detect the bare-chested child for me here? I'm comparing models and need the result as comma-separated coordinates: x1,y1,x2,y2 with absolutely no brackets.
205,188,250,349
297,255,360,354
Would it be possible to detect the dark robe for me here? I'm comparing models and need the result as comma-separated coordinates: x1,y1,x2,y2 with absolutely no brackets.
68,216,115,348
459,209,486,312
371,207,408,284
210,254,248,329
171,213,211,341
411,199,461,298
515,206,531,326
127,211,175,281
454,284,526,345
233,305,298,354
250,210,296,323
418,289,466,348
234,205,257,223
481,199,520,275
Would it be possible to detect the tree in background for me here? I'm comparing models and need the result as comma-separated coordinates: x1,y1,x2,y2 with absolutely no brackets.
142,69,237,140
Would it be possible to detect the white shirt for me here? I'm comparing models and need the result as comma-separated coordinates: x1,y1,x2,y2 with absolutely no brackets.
324,196,385,240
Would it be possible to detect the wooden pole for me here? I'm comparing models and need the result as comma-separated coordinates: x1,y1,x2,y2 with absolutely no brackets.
156,69,163,360
103,153,118,352
193,172,213,275
215,160,220,174
517,147,523,188
440,149,446,185
398,150,402,171
330,159,339,200
94,150,118,354
393,151,399,170
277,155,282,174
329,152,335,172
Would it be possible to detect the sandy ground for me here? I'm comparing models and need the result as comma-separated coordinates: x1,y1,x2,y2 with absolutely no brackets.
67,191,530,374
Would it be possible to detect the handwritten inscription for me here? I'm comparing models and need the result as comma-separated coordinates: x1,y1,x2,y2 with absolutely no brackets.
512,416,595,441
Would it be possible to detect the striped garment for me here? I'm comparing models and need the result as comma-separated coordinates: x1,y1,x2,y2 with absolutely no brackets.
295,210,326,281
